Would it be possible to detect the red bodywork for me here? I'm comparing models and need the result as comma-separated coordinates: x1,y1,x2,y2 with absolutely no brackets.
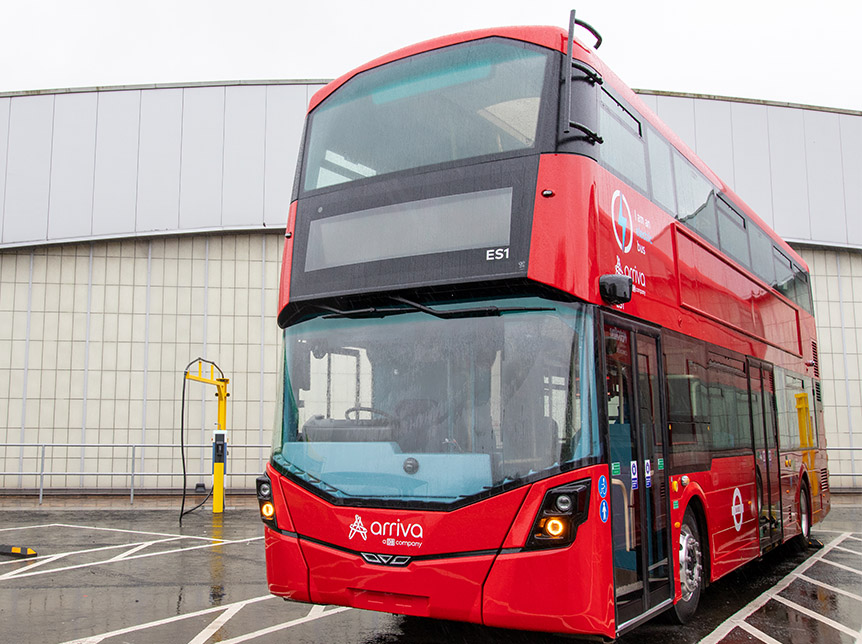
265,463,615,638
271,23,830,637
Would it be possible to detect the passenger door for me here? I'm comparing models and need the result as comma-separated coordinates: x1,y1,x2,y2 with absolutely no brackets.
750,361,782,550
603,317,672,628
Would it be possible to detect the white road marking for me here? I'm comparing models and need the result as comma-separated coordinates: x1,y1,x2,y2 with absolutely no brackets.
215,604,353,644
797,573,862,602
819,557,862,576
0,522,60,533
736,621,784,644
105,537,185,562
51,522,218,541
186,601,248,644
1,536,262,580
772,593,860,638
60,594,276,644
699,532,853,644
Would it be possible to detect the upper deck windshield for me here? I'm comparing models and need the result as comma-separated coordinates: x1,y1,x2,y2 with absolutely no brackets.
302,39,552,193
272,297,599,508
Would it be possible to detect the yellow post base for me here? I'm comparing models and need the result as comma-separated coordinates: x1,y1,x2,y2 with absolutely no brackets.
213,462,225,514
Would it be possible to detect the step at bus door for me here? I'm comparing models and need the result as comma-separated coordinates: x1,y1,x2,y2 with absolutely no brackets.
603,318,672,629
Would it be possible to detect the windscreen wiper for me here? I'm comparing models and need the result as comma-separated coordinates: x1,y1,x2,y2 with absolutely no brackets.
390,296,554,319
318,304,416,319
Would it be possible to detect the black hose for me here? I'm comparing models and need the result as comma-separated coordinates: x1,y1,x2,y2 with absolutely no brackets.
179,358,225,526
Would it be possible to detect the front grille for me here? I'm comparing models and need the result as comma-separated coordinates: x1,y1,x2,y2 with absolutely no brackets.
360,552,412,567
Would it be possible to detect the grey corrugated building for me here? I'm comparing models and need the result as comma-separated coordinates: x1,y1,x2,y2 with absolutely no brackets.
0,81,859,492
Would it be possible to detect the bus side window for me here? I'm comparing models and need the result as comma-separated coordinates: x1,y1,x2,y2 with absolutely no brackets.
716,198,751,269
646,128,676,215
663,331,710,471
673,153,718,246
599,91,648,194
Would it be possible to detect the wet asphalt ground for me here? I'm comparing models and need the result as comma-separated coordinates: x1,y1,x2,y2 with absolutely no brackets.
0,495,859,644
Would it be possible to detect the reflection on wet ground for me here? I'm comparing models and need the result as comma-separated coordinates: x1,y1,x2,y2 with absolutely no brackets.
0,499,859,644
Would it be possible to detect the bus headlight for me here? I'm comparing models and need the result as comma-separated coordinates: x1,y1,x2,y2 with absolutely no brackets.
257,474,277,528
526,479,590,549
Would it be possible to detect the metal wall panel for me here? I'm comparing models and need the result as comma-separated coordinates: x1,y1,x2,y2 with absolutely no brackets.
729,102,774,227
179,86,225,230
92,90,140,237
636,93,658,116
839,114,862,247
654,95,697,152
263,85,306,227
136,89,182,233
0,98,9,238
48,92,97,240
803,110,847,245
766,106,811,241
693,99,734,187
222,85,266,227
3,95,54,244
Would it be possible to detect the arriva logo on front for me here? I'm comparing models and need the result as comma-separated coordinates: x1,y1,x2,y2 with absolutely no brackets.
348,515,424,541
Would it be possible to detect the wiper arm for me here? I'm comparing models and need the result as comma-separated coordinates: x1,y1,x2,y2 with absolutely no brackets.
318,304,416,319
390,296,554,319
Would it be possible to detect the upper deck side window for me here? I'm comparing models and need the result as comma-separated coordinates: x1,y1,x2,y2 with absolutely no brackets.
301,38,552,193
599,90,648,193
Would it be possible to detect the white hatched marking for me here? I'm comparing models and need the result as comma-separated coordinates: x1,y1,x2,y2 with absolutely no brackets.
834,545,862,556
0,553,68,580
106,537,184,562
820,557,862,576
51,522,217,541
186,601,247,644
797,573,862,603
699,532,852,644
215,604,353,644
1,536,261,580
737,621,784,644
772,594,860,637
60,595,276,644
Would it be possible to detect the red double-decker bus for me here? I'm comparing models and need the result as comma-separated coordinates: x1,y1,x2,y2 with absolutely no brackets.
256,13,830,638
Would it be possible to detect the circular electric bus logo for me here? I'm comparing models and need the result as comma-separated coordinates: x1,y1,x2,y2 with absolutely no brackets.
611,190,634,254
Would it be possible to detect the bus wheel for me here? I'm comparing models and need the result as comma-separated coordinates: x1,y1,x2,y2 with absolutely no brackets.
673,508,703,624
797,484,811,545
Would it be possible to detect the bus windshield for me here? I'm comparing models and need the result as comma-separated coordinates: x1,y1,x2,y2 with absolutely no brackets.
302,38,551,192
272,297,599,506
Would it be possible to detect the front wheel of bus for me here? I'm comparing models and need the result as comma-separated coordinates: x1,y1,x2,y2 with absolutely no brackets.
673,509,703,624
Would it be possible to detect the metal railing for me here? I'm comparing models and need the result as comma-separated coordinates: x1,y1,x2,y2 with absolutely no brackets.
0,442,270,504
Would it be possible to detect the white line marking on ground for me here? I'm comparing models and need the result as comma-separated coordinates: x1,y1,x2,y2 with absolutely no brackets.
59,595,276,644
186,601,248,644
1,536,262,580
0,554,68,580
797,573,862,603
0,523,60,533
698,532,852,644
834,545,862,556
736,621,784,644
215,604,353,644
772,594,860,637
51,522,218,541
105,537,185,562
819,557,862,576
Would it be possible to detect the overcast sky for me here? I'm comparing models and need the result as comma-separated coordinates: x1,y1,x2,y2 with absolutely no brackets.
2,0,859,111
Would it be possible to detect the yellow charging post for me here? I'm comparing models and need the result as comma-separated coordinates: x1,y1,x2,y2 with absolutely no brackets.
185,362,230,514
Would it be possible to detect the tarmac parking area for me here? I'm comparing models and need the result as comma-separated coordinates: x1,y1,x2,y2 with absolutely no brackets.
0,500,859,644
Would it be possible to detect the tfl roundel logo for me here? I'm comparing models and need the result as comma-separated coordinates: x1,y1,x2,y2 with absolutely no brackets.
611,190,634,254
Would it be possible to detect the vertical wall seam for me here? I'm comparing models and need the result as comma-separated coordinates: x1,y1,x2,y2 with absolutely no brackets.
44,96,56,241
259,234,266,471
133,91,143,233
141,239,152,471
200,236,209,482
765,107,777,229
177,89,185,230
262,88,269,227
800,111,813,241
1,98,12,241
219,87,227,227
835,253,856,486
17,251,34,487
836,117,851,245
79,243,94,487
89,92,100,236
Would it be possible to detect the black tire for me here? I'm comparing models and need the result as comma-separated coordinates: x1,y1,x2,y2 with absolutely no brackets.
672,508,704,624
796,484,811,547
